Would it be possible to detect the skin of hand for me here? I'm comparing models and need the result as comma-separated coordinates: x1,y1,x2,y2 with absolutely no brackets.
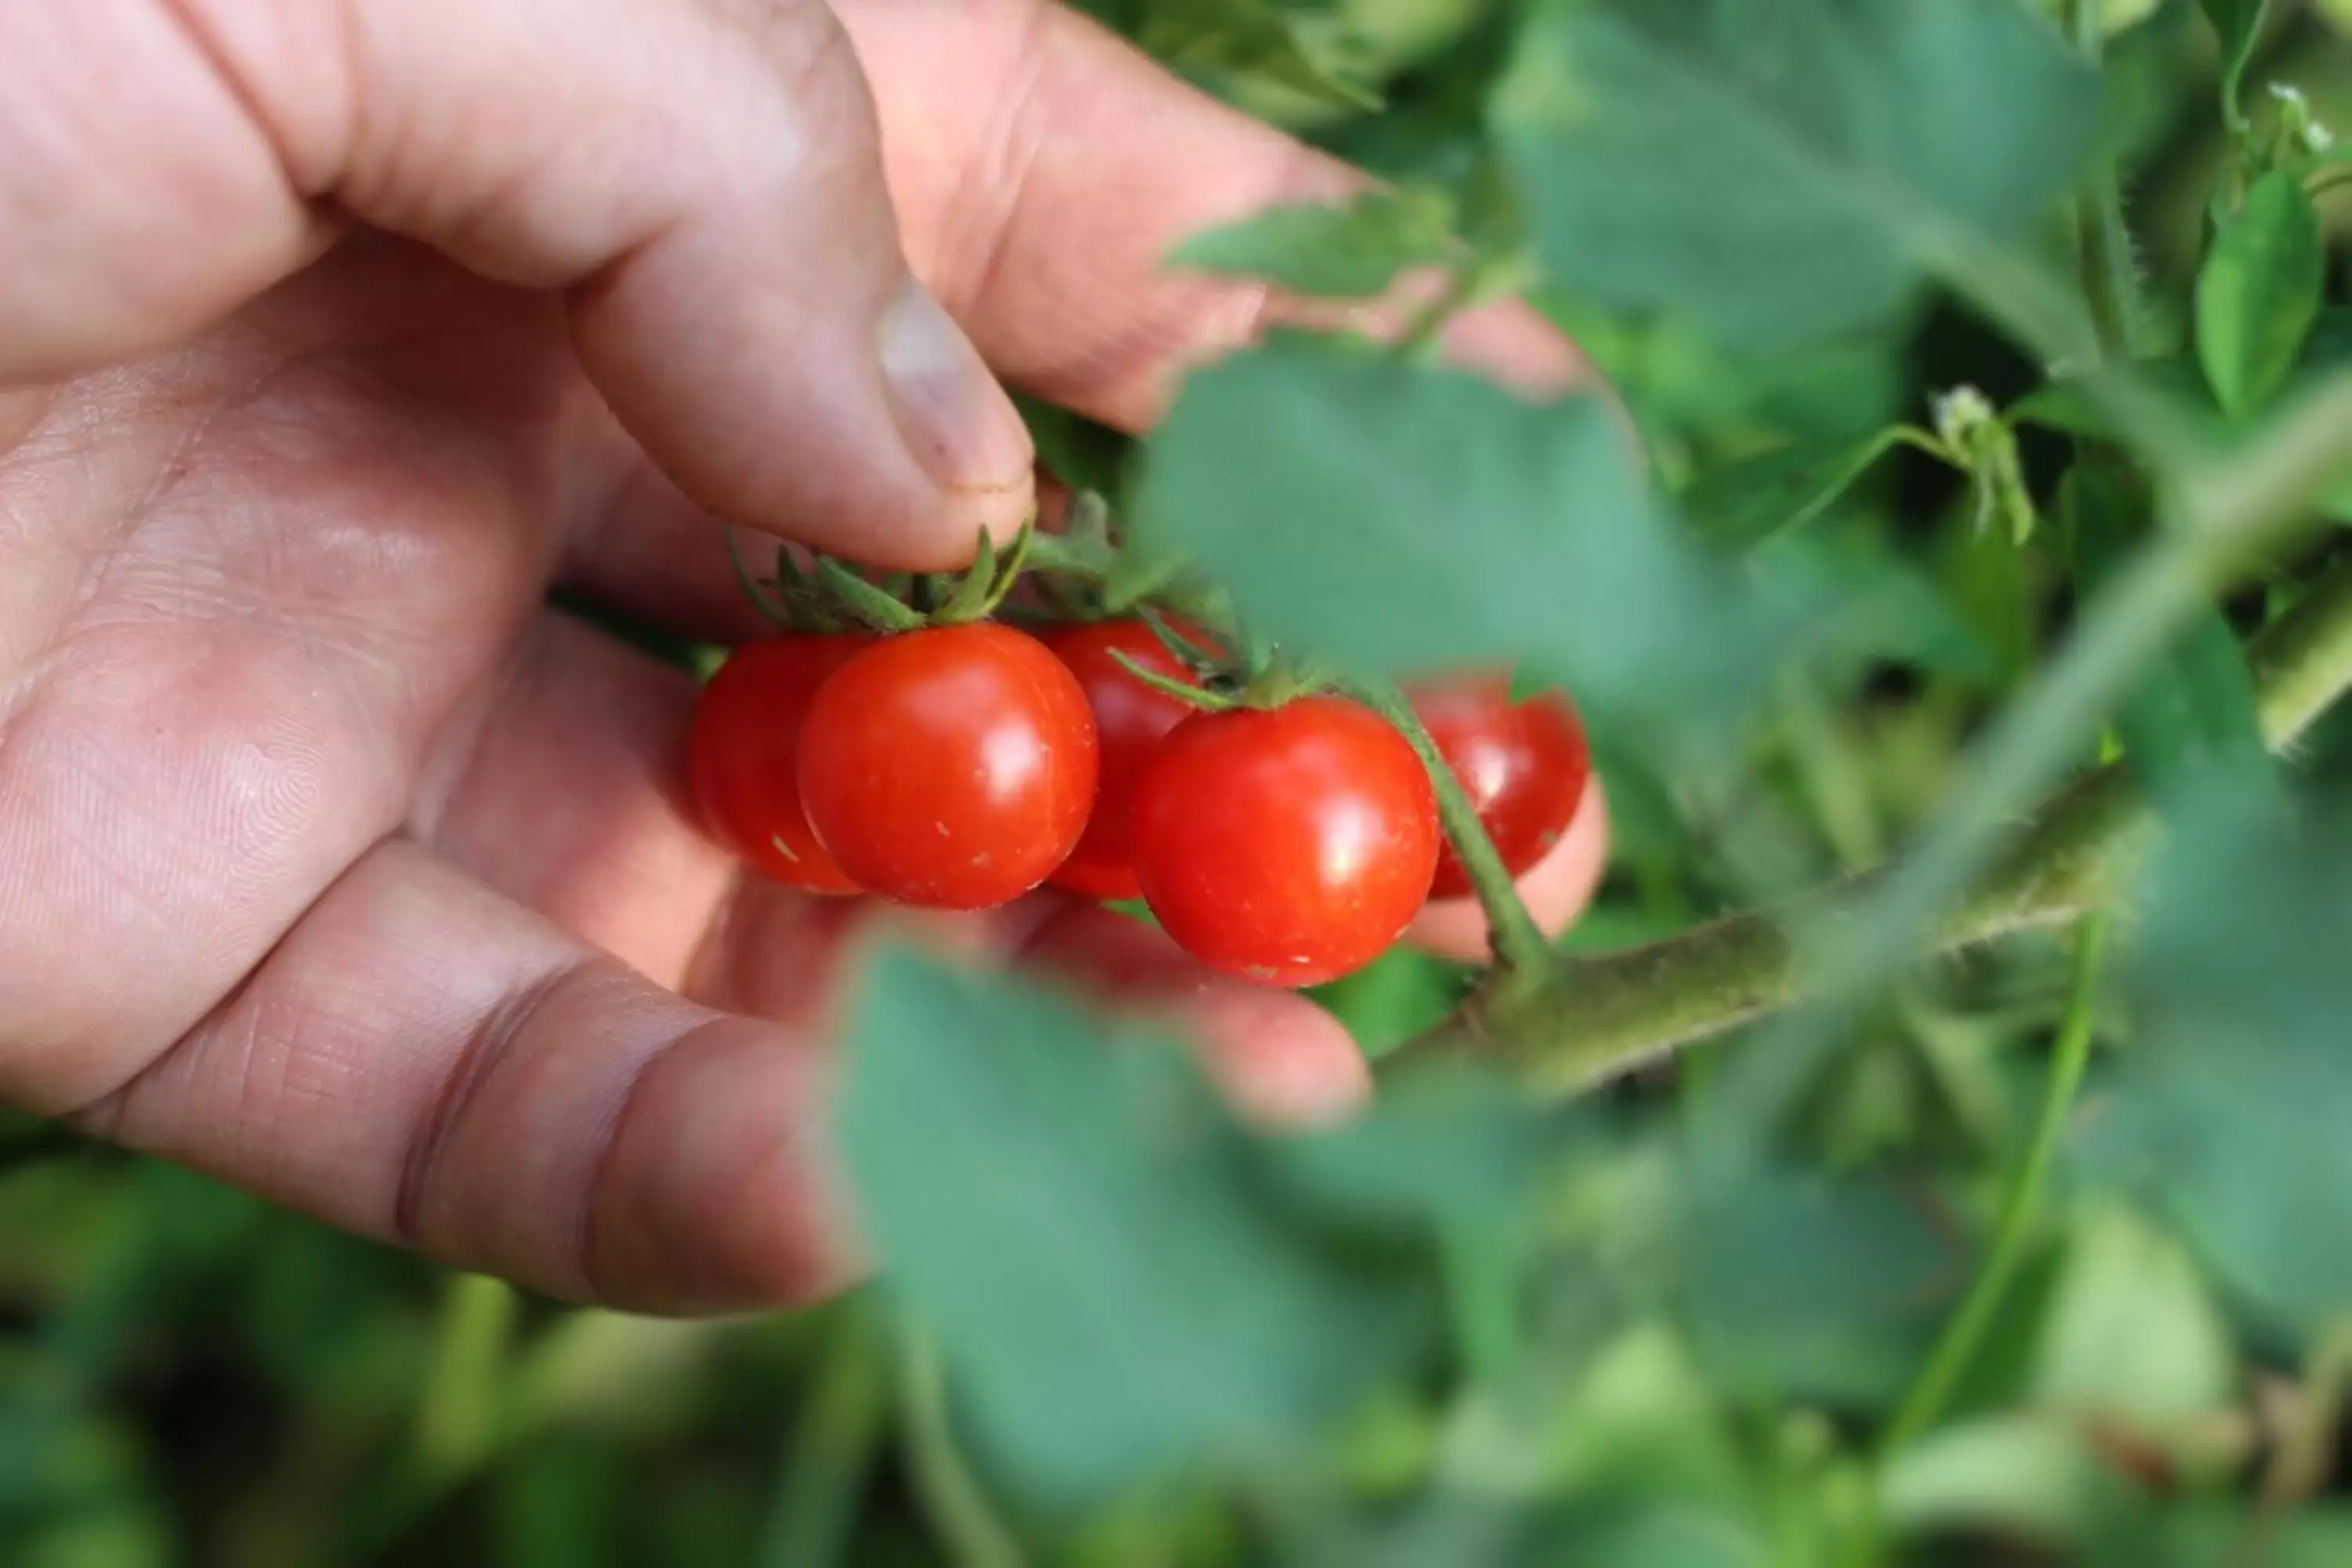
0,0,1606,1315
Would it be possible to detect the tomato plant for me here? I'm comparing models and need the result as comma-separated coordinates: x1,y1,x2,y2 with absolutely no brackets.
1130,696,1439,987
796,623,1099,909
49,5,2352,1568
1412,675,1589,898
1042,619,1203,902
686,634,870,895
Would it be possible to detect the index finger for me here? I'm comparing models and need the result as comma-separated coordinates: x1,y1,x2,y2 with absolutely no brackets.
838,0,1590,430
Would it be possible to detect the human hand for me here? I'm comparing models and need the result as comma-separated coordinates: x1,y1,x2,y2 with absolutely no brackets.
0,0,1606,1313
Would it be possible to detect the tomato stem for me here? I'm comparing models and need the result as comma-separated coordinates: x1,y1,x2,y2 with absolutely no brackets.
1405,539,2352,1094
1345,675,1550,981
724,525,802,630
1107,648,1236,712
1881,902,2108,1456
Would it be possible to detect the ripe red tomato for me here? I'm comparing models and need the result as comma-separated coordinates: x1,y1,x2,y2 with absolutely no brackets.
797,623,1098,909
1041,621,1203,903
1412,676,1591,899
688,635,871,895
1131,697,1439,988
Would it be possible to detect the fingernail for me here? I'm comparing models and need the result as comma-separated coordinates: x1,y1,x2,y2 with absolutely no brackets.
879,279,1032,494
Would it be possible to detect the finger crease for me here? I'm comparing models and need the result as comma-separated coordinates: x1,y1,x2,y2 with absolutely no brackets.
393,958,573,1247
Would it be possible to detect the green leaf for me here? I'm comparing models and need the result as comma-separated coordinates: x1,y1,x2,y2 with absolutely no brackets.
1014,394,1128,498
841,949,1523,1504
1882,1413,2142,1550
2198,0,2270,122
1171,188,1458,299
2197,167,2324,416
1136,338,1792,731
2030,1203,2238,1434
2008,358,2220,444
1139,0,1381,111
1254,1067,1552,1236
2063,463,2274,807
1752,525,1995,684
1678,430,1903,551
2121,1504,2352,1568
1541,1324,1748,1508
1681,1160,1951,1408
2092,792,2352,1342
2046,0,2161,36
1493,0,2098,348
1530,1504,1768,1568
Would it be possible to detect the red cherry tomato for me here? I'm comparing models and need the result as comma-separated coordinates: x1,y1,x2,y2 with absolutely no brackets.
1131,697,1439,988
797,623,1098,910
1041,621,1203,903
688,635,871,895
1412,676,1591,899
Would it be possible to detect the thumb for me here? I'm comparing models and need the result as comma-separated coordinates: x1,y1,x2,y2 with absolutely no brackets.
0,0,1032,568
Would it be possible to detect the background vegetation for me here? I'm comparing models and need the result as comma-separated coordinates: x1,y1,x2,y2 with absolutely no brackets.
16,0,2352,1563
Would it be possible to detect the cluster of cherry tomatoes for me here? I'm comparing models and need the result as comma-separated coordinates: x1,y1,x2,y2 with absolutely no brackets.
688,618,1588,988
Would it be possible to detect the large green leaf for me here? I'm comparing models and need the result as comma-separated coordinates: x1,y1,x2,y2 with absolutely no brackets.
1680,1160,1951,1407
2092,793,2352,1342
1136,337,1791,728
2196,168,2324,416
839,949,1417,1501
1493,0,2099,347
840,949,1555,1504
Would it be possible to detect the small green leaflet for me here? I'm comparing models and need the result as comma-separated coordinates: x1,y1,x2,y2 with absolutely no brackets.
1136,337,1791,732
1171,187,1458,299
2063,463,2274,810
2196,167,2323,416
1138,0,1380,111
838,948,1549,1504
2042,0,2160,34
1679,431,1904,552
1491,0,2099,348
2007,358,2218,445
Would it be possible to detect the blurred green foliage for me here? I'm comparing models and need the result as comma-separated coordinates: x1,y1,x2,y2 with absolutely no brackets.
20,2,2352,1565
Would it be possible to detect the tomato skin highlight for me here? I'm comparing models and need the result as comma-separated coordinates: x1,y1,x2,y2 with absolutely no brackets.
688,635,871,895
797,623,1099,910
1041,621,1203,902
1414,677,1590,900
1131,697,1439,988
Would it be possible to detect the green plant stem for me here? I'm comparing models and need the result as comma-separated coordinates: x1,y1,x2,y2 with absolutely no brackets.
1402,535,2352,1092
413,1273,517,1478
1346,677,1551,982
1881,909,2109,1454
2063,0,2136,362
897,1330,1026,1568
761,1305,891,1568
